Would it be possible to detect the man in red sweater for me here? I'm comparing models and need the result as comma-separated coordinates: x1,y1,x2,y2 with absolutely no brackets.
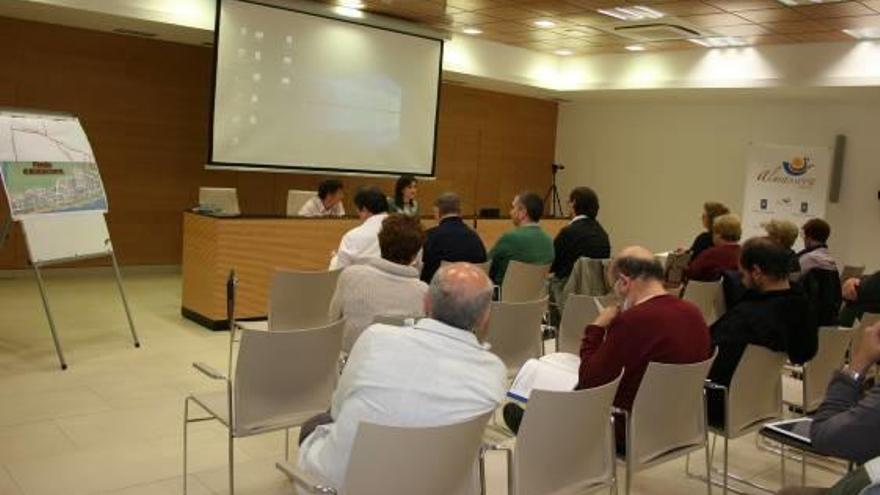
579,246,711,450
503,246,712,451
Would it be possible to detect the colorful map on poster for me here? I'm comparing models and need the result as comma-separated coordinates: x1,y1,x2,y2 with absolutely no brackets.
0,114,107,219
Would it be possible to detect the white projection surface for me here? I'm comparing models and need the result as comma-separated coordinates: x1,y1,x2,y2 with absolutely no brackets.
211,0,442,175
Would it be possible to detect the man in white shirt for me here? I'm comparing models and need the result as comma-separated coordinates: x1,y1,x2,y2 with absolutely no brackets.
329,186,389,270
298,179,346,217
298,262,507,490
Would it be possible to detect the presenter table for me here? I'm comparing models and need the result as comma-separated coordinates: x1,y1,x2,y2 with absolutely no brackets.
181,212,567,329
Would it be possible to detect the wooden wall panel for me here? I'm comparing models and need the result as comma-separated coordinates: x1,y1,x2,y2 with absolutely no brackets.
0,16,558,269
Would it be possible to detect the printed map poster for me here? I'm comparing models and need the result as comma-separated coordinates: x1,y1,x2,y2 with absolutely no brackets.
742,143,832,251
0,114,107,219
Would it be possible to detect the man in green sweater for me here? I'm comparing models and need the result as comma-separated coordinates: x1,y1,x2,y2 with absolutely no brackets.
488,192,555,286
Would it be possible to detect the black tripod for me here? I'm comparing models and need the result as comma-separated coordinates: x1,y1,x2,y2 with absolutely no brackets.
544,163,564,218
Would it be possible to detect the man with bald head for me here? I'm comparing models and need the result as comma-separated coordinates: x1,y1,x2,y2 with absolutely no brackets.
298,263,507,490
506,246,711,449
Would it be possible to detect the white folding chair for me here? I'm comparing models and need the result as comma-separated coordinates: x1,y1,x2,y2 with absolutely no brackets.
682,279,725,326
500,260,550,302
237,268,341,332
556,293,600,354
486,297,548,377
198,187,240,216
286,189,316,217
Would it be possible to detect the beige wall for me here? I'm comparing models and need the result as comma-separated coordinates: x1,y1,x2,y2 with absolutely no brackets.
555,90,880,271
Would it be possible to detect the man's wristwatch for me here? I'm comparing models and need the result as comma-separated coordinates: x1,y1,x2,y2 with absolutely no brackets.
841,366,865,384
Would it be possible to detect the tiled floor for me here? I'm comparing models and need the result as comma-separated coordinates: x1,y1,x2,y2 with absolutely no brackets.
0,270,842,495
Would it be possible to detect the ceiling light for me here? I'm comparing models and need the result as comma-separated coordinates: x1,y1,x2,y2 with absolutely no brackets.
625,45,646,51
688,37,749,48
333,6,364,18
554,49,573,56
339,0,365,8
533,19,557,28
597,5,664,21
842,27,880,40
462,27,483,35
776,0,845,5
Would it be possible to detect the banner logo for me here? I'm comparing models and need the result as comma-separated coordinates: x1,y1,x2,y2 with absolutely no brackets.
782,156,812,176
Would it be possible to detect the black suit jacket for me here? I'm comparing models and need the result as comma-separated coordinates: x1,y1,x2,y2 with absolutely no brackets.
550,217,611,279
420,217,487,283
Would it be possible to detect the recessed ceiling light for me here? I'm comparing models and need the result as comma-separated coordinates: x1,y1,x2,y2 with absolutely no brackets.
339,0,365,8
842,27,880,40
776,0,845,5
462,27,483,35
554,49,573,56
597,5,664,21
534,19,557,28
333,6,364,18
625,45,646,51
688,37,749,48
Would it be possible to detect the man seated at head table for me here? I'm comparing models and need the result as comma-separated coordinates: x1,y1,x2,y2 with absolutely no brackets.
707,237,818,425
503,246,711,451
777,321,880,495
487,191,555,286
420,192,487,284
330,214,429,352
329,186,389,270
298,179,346,217
298,263,507,490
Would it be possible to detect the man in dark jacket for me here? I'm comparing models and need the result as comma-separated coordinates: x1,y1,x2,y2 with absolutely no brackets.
420,192,487,283
550,187,611,280
707,236,818,424
840,271,880,327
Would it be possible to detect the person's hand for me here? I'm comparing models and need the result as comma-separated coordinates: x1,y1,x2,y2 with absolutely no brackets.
592,306,619,328
842,277,861,301
850,322,880,374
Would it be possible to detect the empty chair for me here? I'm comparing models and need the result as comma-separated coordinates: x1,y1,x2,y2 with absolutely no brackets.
198,186,240,216
486,375,622,495
277,412,492,495
286,189,315,217
783,326,854,413
237,268,341,332
622,355,716,495
704,345,786,495
183,319,345,495
839,264,865,282
556,293,600,354
486,297,548,376
682,279,725,325
500,260,550,302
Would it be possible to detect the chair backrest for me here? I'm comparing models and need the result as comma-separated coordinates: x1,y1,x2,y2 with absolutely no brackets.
628,354,715,471
803,326,854,412
593,294,620,310
233,319,344,433
286,190,316,217
682,279,725,325
840,264,865,282
514,375,622,495
198,187,240,216
727,345,786,437
557,294,599,354
268,268,341,331
344,412,492,495
664,251,692,286
852,312,880,357
501,261,549,302
486,297,548,375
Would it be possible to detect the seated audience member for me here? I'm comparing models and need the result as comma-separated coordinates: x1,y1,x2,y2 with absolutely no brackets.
298,179,345,217
329,186,388,270
797,218,842,325
840,271,880,326
780,322,880,495
688,201,731,261
330,214,428,351
488,192,555,286
762,219,800,274
707,237,818,423
298,263,507,490
687,213,742,282
797,218,839,275
387,174,419,216
549,186,611,282
504,246,711,450
420,192,487,283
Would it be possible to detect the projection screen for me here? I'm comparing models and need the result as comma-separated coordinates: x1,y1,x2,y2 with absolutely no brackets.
210,0,443,176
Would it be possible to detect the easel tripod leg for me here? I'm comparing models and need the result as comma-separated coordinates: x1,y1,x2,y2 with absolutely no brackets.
32,265,67,370
110,251,140,348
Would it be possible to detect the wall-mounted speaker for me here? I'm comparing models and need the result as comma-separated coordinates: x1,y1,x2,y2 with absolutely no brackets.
829,134,846,203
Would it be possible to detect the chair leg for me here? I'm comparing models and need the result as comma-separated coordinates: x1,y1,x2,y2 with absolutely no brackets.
183,397,189,495
705,439,713,495
284,428,290,461
478,449,487,495
228,431,235,495
801,451,807,486
781,443,787,487
625,462,632,495
723,436,729,495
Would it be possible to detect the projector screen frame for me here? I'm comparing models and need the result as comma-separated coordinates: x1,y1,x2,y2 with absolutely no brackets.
207,0,445,178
